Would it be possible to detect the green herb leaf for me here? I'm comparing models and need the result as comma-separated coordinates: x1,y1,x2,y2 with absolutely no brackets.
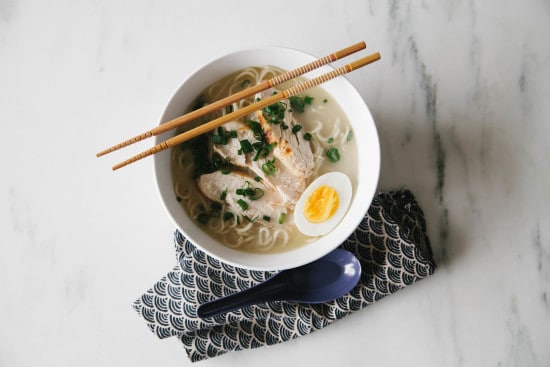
261,159,277,176
327,137,334,144
250,188,264,201
239,139,254,154
197,213,210,224
326,147,340,162
278,213,286,224
262,101,287,124
211,134,226,145
291,124,302,134
262,215,271,221
289,95,313,113
237,199,248,211
303,132,312,141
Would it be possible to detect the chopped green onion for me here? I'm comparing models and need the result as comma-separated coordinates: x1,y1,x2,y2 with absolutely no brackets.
346,130,353,142
289,95,313,113
197,213,210,224
250,188,264,201
278,213,286,224
262,215,271,221
220,164,232,174
211,134,226,145
243,215,258,222
239,139,254,154
303,132,312,141
237,199,248,211
262,101,287,124
254,176,261,182
223,212,234,221
323,98,328,103
292,124,303,134
262,159,277,176
327,137,334,144
219,189,227,200
176,196,182,202
326,147,340,162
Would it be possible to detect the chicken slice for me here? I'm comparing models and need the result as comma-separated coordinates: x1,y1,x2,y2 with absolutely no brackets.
196,170,288,226
254,90,315,179
212,120,305,207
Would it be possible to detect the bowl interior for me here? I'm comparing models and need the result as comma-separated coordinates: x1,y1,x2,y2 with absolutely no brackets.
154,47,380,271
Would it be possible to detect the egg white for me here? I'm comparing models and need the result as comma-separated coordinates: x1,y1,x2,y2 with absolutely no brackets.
294,172,352,236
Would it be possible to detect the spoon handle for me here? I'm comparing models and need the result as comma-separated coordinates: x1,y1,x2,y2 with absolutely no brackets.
197,274,287,318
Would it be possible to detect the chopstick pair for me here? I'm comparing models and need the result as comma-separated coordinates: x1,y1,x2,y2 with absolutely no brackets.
97,41,380,170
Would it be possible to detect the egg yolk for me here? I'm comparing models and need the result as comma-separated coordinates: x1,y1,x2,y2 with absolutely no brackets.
304,185,339,223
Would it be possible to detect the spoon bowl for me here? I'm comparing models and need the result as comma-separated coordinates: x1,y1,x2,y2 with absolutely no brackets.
197,248,361,318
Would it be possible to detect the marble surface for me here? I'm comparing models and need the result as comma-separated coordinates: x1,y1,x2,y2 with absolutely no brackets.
1,0,549,366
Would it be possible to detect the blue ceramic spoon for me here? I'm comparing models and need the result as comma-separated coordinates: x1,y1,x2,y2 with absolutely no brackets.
197,248,361,318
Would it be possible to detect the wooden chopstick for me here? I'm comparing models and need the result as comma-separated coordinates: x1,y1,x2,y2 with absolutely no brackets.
112,52,381,171
96,41,367,158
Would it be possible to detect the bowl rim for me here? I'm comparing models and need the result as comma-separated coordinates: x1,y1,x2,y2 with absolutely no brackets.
153,46,380,271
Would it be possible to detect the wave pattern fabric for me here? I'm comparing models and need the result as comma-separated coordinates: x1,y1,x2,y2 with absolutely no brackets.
133,190,437,362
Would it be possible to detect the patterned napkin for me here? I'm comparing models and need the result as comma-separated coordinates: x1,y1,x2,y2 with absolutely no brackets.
133,189,436,362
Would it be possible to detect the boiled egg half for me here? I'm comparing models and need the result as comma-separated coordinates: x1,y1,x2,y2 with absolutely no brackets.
294,172,352,236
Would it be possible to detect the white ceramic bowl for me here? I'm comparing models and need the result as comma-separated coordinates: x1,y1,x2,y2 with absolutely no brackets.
154,47,380,271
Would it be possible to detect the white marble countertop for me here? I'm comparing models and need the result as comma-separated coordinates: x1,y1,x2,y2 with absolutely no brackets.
1,1,549,366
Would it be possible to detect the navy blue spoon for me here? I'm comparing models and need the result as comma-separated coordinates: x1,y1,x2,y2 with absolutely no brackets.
197,248,361,318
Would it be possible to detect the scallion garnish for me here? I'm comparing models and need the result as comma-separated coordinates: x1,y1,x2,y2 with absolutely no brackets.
212,134,226,145
289,95,313,113
278,213,286,224
303,132,312,141
262,215,271,221
261,159,276,176
254,176,261,182
250,188,264,201
292,124,302,134
219,189,228,201
326,147,340,162
239,139,254,154
197,213,209,224
237,199,248,211
327,137,334,144
346,130,353,142
223,212,234,221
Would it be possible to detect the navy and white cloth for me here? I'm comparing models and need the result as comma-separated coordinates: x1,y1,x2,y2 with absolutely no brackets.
133,190,437,362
